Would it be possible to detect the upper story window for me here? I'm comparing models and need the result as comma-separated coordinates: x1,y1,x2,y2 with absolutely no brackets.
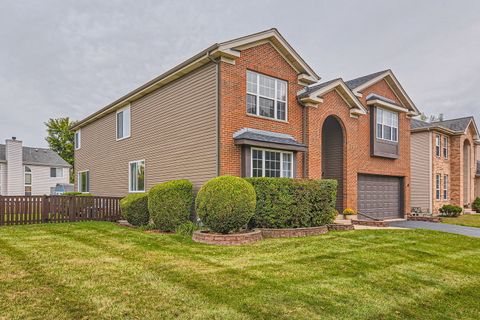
246,71,287,121
50,168,63,178
78,171,90,193
116,105,131,140
251,148,292,178
443,136,448,158
129,160,145,193
376,108,398,142
25,166,32,196
435,174,441,200
74,130,81,150
443,174,449,200
435,135,441,157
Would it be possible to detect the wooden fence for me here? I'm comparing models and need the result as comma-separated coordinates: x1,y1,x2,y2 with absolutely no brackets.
0,195,122,226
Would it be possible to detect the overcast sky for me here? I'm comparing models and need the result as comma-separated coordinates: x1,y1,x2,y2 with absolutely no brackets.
1,0,479,147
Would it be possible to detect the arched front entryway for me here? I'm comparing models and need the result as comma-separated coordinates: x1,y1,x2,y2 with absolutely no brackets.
322,116,345,213
463,140,471,206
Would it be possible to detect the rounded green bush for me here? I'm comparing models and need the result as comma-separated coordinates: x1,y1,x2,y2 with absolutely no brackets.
120,193,149,226
439,204,463,217
195,176,256,234
148,179,193,231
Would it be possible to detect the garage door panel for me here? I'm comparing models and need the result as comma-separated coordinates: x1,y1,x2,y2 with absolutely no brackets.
358,174,403,220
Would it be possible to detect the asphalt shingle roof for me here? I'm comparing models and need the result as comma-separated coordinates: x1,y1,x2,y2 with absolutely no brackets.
410,117,474,133
345,70,389,90
298,78,341,98
233,128,306,148
0,144,70,167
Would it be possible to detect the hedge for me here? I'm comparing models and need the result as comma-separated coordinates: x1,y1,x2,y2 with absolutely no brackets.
245,178,338,228
120,193,149,226
439,204,463,217
473,197,480,213
62,192,93,197
148,179,193,231
195,176,256,234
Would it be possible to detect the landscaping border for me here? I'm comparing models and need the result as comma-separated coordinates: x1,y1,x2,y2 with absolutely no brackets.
351,219,389,227
327,224,355,231
407,216,442,223
260,226,328,238
192,230,263,245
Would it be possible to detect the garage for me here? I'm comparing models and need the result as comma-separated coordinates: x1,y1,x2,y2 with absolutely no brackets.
357,174,404,220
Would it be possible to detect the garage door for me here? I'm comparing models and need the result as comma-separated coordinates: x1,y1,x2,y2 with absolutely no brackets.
358,174,403,220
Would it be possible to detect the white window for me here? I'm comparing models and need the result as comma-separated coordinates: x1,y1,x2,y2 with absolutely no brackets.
251,148,292,178
50,168,63,178
443,174,449,200
435,135,441,157
116,105,131,140
376,108,399,142
129,160,145,193
443,136,448,158
246,71,287,121
25,166,32,196
78,171,90,193
74,130,81,150
435,174,441,200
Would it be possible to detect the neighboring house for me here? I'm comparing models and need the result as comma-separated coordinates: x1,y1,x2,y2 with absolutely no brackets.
410,117,480,213
0,137,71,196
73,28,420,220
476,143,480,199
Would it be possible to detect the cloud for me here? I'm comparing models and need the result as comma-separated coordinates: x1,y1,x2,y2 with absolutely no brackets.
0,0,479,147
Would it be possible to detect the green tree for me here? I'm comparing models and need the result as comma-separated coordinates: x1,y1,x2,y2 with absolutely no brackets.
45,117,76,182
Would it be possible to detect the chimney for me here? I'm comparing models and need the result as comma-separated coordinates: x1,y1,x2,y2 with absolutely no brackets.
6,137,24,195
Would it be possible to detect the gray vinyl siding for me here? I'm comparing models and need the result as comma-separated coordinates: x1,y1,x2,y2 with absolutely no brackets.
410,131,431,212
75,62,218,197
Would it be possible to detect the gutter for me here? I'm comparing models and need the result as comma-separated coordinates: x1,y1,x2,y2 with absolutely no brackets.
71,43,220,131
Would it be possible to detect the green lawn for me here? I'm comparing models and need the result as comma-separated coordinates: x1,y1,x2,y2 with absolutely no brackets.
1,223,480,319
442,214,480,228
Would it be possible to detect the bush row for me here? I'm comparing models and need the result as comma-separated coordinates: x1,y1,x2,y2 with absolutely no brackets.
439,204,463,217
120,176,338,235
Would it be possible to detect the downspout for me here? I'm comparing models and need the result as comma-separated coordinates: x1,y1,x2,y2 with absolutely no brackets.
207,53,220,176
302,101,308,178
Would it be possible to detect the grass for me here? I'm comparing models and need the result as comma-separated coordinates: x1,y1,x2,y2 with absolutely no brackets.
0,222,479,319
442,214,480,228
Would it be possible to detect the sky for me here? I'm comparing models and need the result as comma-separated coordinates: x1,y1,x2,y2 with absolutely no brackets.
1,0,479,147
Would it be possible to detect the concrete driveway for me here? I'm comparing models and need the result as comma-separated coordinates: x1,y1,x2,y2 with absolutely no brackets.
389,220,480,238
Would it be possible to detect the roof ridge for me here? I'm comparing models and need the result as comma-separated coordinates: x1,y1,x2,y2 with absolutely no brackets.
432,116,473,123
345,69,390,83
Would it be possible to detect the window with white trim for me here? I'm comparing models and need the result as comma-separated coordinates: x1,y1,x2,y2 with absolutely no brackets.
443,174,449,200
116,105,131,140
74,130,81,150
443,136,448,158
251,148,292,178
50,168,63,178
78,171,90,193
435,174,441,200
246,71,287,121
25,166,32,196
129,160,145,192
435,135,441,157
376,108,398,142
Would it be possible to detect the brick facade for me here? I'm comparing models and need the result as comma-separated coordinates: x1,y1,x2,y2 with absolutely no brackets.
432,132,451,213
219,42,411,215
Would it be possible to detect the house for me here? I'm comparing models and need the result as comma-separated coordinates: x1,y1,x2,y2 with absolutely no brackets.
0,137,71,196
73,28,420,220
410,117,480,213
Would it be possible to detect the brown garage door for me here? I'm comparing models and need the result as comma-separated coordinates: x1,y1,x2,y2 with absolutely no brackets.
358,174,403,220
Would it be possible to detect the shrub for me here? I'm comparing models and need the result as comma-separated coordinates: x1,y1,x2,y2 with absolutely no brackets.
120,193,149,226
62,192,93,197
175,221,199,236
343,208,356,215
439,204,463,217
245,178,337,228
195,176,256,234
148,179,193,231
473,197,480,212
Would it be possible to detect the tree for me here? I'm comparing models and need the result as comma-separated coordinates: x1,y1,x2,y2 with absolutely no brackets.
45,117,77,182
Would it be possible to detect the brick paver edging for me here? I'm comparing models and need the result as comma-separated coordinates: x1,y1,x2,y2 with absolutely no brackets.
192,230,263,245
260,226,329,238
351,219,389,227
327,224,355,231
407,216,442,223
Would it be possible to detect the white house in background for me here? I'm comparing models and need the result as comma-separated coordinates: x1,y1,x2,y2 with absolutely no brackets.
0,137,71,196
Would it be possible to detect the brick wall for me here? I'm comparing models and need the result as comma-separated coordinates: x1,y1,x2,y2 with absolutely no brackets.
219,42,306,177
431,132,451,213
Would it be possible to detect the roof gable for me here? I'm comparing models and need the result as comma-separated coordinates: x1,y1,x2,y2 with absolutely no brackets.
411,116,479,139
298,78,367,116
346,70,419,116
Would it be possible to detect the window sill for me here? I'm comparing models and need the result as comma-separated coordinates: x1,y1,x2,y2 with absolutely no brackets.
246,113,288,124
116,135,131,142
129,190,145,194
